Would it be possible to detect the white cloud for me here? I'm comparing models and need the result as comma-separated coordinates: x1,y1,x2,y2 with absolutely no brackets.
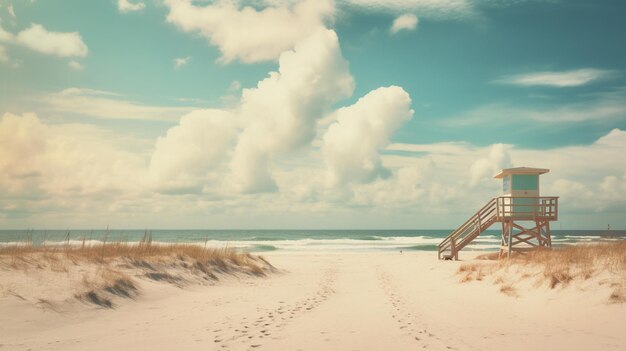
444,90,626,125
174,56,191,69
1,20,88,63
68,60,83,70
230,28,354,192
323,86,413,187
495,68,615,87
118,0,145,13
351,165,426,208
149,109,237,194
163,0,334,63
0,113,147,203
528,101,626,123
598,173,626,205
16,23,88,57
390,13,418,34
468,143,512,186
0,113,47,197
550,179,593,206
41,88,193,122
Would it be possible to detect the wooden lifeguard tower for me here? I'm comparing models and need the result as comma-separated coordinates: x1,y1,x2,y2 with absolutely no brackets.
438,167,558,260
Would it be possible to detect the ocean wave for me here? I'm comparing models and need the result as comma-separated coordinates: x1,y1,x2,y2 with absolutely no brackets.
246,244,278,252
358,236,386,241
564,235,603,239
1,234,620,252
402,244,439,251
471,237,501,243
465,244,502,250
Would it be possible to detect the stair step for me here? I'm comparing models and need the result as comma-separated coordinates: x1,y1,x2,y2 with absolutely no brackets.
438,198,498,259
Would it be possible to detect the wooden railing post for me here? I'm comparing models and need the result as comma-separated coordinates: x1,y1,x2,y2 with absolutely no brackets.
451,237,457,261
496,197,500,220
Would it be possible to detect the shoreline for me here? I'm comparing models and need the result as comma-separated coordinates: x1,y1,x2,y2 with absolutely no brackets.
1,233,624,254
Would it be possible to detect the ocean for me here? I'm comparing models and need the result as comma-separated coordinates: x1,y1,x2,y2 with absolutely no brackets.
1,229,624,253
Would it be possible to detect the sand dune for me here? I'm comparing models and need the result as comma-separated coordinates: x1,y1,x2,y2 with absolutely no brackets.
1,251,625,351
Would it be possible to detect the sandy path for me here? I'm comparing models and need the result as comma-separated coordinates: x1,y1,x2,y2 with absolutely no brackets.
262,255,459,351
1,252,625,351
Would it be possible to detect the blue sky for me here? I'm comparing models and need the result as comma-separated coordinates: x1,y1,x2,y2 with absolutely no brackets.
1,0,625,229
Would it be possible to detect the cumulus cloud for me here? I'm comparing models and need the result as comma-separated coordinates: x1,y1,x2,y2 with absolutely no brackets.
118,0,145,13
469,143,512,186
15,23,88,57
151,28,359,194
351,165,427,209
598,173,626,205
390,13,418,34
550,179,593,206
0,113,47,196
495,68,616,87
149,109,237,193
163,0,334,63
174,56,191,69
0,113,146,204
323,86,413,187
230,28,354,193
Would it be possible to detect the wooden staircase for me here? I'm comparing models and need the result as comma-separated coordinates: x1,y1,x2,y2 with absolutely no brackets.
438,198,499,260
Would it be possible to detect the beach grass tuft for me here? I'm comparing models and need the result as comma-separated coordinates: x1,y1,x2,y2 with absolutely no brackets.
0,242,275,308
458,241,626,302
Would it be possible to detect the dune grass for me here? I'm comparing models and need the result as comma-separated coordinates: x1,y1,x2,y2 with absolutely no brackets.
458,241,626,303
0,241,275,308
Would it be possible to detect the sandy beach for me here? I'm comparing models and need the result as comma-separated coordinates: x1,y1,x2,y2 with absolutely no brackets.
1,250,625,351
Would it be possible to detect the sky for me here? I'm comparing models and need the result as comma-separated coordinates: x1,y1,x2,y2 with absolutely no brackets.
1,0,625,230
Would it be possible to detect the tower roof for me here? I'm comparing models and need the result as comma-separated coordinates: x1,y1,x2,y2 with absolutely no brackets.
494,167,550,179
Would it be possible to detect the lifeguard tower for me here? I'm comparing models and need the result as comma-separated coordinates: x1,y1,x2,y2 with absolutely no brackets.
438,167,558,260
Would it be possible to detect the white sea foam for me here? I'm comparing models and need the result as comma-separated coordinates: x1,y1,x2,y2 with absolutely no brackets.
564,235,603,239
1,234,621,252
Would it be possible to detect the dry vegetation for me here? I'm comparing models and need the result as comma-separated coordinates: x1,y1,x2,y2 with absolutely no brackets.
0,242,276,309
457,241,626,303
